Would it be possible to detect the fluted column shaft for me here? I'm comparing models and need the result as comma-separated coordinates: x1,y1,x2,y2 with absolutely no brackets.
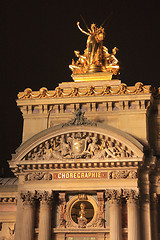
127,198,140,240
38,192,52,240
110,199,122,240
106,190,122,240
21,192,35,240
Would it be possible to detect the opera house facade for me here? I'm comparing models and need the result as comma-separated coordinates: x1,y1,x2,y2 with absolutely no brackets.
0,22,160,240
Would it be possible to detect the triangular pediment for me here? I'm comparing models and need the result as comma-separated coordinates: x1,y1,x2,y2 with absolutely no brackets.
9,123,144,173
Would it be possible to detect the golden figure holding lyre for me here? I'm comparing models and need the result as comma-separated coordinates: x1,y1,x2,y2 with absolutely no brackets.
77,22,105,67
69,19,119,77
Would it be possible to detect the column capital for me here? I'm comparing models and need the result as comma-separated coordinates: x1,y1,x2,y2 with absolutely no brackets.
38,191,53,205
21,191,36,206
123,189,139,204
105,189,122,204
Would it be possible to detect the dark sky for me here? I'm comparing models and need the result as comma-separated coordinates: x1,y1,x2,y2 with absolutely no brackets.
0,0,160,176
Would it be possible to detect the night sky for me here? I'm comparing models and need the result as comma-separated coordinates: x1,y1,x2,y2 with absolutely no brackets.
0,0,160,177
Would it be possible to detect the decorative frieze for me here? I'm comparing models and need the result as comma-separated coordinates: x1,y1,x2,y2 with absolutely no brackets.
14,161,140,175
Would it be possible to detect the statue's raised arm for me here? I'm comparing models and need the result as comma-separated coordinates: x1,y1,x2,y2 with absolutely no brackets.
77,22,90,36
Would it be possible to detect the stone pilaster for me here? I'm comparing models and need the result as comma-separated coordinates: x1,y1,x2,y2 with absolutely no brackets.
38,191,53,240
14,193,23,240
124,190,140,240
106,190,122,240
21,191,36,240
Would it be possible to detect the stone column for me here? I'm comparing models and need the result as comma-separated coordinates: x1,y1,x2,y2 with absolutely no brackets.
106,190,122,240
139,170,152,240
150,193,158,240
125,190,140,240
21,191,36,240
38,191,53,240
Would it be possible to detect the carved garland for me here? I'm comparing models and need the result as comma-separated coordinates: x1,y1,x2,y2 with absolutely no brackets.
17,82,151,100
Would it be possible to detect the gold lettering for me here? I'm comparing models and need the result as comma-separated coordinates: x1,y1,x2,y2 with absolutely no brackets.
92,172,95,178
66,173,69,178
58,173,61,179
74,173,76,178
98,172,101,178
88,172,91,178
70,173,73,178
61,173,65,179
81,172,85,178
77,173,80,178
85,173,88,178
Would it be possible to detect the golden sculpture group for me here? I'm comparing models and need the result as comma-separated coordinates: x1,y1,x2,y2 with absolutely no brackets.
69,22,119,75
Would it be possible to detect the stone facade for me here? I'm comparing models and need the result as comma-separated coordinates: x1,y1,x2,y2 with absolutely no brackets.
0,78,160,240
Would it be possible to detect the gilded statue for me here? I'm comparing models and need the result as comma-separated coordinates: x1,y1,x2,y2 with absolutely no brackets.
77,22,105,66
69,21,119,75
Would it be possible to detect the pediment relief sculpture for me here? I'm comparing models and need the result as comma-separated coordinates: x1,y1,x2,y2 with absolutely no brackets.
22,132,137,162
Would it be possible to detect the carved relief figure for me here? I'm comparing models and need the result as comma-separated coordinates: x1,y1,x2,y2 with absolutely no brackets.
24,132,136,161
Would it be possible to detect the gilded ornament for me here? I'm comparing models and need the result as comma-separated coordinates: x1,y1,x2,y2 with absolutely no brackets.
69,22,119,79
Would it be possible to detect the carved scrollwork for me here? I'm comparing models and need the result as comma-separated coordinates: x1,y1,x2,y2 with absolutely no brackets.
62,109,97,127
155,175,160,184
95,192,105,228
25,172,52,181
58,193,66,228
109,170,137,179
23,132,135,162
